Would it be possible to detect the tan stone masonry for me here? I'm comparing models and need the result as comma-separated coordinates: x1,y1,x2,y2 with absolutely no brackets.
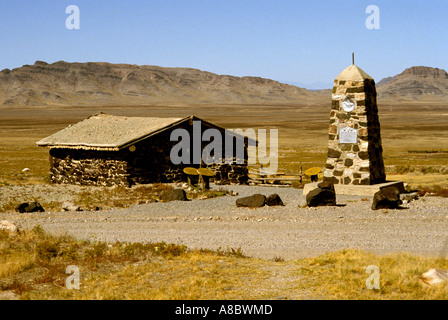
323,65,386,185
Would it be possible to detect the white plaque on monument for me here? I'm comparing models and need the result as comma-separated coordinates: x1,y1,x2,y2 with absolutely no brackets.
339,127,358,144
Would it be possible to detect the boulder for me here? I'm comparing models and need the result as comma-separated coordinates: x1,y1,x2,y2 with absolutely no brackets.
236,194,266,208
420,269,448,285
62,201,82,211
371,187,402,210
266,194,284,206
159,189,188,202
306,182,336,207
317,182,334,190
0,291,19,300
0,220,18,233
399,192,419,202
15,202,45,213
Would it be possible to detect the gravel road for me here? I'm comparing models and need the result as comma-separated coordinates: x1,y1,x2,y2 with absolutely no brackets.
2,184,448,260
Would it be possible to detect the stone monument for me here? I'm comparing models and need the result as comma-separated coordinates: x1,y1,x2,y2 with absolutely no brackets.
301,61,405,196
323,63,386,186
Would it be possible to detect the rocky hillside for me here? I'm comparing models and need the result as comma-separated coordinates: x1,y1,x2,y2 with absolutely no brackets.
0,61,323,107
377,66,448,100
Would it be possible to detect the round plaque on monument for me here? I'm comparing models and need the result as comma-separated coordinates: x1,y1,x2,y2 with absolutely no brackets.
342,98,356,112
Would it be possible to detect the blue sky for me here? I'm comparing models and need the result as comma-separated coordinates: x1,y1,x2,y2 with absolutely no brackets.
1,0,447,89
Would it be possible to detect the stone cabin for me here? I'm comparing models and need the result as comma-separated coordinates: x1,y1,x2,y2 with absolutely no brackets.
36,113,254,187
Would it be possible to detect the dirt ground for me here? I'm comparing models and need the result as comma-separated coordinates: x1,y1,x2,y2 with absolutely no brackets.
1,183,448,261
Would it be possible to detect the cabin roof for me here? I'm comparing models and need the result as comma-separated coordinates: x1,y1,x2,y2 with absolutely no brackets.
36,113,255,151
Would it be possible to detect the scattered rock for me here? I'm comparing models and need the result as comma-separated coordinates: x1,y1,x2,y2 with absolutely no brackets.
306,182,336,207
399,192,419,202
420,268,448,285
0,220,18,233
159,189,188,202
22,168,30,173
0,291,19,300
266,194,284,206
317,182,334,190
15,202,45,213
371,187,402,210
236,194,266,208
62,201,82,211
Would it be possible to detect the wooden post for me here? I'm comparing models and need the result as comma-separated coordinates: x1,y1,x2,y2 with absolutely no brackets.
201,175,210,190
198,174,205,190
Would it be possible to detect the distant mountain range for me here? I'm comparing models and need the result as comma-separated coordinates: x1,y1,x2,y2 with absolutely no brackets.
0,61,447,107
0,61,324,107
377,66,448,100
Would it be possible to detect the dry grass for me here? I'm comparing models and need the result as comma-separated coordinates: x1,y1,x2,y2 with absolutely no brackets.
0,143,49,186
3,229,448,300
0,183,232,213
295,249,448,300
74,184,174,210
0,227,273,300
387,173,448,189
415,185,448,197
55,254,265,300
74,184,232,210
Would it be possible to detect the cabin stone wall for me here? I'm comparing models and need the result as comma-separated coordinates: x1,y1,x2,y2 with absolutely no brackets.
49,149,129,187
48,121,250,187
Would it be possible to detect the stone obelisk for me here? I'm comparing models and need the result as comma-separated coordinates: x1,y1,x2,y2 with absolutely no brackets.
323,64,386,185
